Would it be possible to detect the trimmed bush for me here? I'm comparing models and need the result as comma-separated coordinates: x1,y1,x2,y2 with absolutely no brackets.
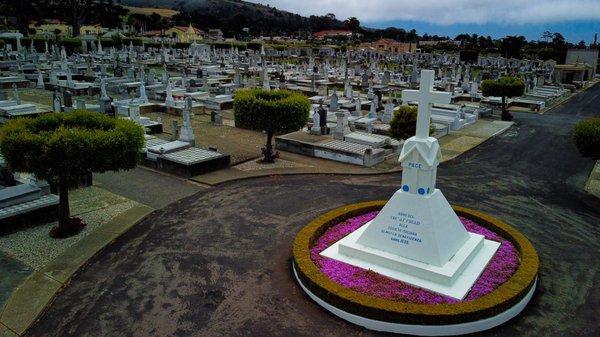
0,111,144,237
247,42,263,51
481,76,525,121
234,89,310,162
172,42,191,50
573,117,600,160
389,105,433,140
123,37,143,46
57,38,82,54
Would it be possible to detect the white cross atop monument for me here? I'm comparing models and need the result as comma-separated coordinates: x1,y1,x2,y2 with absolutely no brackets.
321,70,500,300
402,69,449,139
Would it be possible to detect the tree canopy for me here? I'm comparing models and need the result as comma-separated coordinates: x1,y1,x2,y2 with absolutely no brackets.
0,111,144,236
234,89,309,162
481,77,525,99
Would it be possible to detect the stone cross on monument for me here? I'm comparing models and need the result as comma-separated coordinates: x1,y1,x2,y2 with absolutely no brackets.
401,69,449,140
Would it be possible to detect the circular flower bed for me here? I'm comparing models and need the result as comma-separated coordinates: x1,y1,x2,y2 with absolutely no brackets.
292,201,539,327
311,211,519,304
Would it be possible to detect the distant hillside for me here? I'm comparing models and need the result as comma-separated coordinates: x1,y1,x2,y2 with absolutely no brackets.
123,5,179,18
117,0,347,36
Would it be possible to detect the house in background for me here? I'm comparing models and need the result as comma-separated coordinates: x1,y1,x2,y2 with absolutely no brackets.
80,24,102,36
165,25,204,43
359,38,417,54
28,20,72,38
314,30,353,41
208,29,223,41
553,49,599,84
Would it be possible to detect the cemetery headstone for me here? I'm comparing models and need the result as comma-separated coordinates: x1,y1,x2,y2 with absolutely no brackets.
52,91,62,112
179,97,196,146
63,90,73,113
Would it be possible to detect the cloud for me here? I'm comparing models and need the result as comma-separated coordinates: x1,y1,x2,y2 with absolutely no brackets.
246,0,600,25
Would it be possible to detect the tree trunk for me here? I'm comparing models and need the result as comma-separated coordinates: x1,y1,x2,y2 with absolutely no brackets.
263,130,274,163
58,176,71,231
71,19,81,38
501,96,513,121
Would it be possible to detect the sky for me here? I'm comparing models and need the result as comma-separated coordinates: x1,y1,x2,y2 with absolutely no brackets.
247,0,600,43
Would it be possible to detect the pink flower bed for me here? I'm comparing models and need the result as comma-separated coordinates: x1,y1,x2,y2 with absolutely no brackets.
310,211,519,304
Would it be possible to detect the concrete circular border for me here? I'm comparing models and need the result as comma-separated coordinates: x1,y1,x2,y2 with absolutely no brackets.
292,201,539,334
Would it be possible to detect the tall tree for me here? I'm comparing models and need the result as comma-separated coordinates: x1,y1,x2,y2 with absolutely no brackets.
3,0,37,36
47,0,93,37
344,17,360,33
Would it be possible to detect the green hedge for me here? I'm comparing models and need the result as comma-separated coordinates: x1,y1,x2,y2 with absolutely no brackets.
247,42,262,51
123,37,143,46
233,89,310,134
481,76,525,98
0,111,144,180
573,118,600,160
172,42,191,49
389,105,433,140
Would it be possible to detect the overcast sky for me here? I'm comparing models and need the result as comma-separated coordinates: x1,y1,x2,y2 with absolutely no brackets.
247,0,600,42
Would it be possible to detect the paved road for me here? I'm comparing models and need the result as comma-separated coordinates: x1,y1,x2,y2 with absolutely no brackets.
26,85,600,337
94,167,205,209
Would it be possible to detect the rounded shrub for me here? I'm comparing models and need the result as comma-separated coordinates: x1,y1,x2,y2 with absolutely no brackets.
0,111,144,236
389,105,433,140
481,76,525,121
234,89,309,162
573,117,600,160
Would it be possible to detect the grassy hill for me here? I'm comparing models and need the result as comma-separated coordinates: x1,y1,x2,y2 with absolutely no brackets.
117,0,347,35
122,5,179,18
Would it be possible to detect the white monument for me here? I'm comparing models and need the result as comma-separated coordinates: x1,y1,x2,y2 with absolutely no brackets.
321,70,500,300
179,97,196,146
311,108,321,135
165,82,175,108
139,83,148,103
36,71,44,89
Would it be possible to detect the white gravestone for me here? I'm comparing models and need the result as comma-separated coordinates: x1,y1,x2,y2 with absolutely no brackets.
36,71,44,89
179,97,196,146
139,83,148,103
352,98,361,117
330,90,339,112
321,70,500,300
333,111,351,140
311,108,321,135
382,101,394,124
165,82,175,108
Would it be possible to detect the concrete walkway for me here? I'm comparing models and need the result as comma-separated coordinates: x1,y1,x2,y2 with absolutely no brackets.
192,119,513,185
0,187,154,336
23,84,600,337
94,167,205,209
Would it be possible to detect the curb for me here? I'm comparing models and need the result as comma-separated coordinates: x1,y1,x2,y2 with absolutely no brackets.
0,204,154,336
292,201,539,331
584,160,600,199
541,82,599,115
191,123,514,187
